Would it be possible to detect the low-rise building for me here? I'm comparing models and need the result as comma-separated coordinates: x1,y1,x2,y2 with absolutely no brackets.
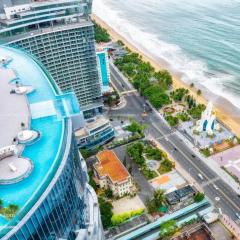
93,150,134,197
75,116,115,150
165,185,195,205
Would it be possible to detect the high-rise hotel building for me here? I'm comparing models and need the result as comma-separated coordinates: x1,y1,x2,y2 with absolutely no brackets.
0,0,115,148
0,0,102,118
0,46,104,239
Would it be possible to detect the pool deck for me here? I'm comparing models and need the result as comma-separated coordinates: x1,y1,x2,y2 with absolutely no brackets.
0,67,29,150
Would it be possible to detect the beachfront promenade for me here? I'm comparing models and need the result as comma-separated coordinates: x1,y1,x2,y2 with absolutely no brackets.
108,62,240,223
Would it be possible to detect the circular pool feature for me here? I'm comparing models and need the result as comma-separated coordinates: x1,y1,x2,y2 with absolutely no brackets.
17,130,40,144
0,157,33,185
146,160,160,171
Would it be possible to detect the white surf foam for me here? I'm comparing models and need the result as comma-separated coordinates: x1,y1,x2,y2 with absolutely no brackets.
93,0,240,109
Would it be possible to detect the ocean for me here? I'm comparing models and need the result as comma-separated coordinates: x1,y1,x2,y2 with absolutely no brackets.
93,0,240,110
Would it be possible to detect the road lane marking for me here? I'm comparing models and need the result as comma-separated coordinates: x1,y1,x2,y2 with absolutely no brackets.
151,122,240,211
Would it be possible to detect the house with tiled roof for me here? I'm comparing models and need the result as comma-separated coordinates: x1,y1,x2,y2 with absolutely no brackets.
93,150,134,197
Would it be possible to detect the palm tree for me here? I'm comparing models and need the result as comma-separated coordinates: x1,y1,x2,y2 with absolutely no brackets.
153,189,166,208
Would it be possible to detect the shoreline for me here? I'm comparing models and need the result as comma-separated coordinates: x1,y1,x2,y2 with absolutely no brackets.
92,14,240,136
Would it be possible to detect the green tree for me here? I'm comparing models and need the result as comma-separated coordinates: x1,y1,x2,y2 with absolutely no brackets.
98,197,113,228
159,220,178,239
197,89,202,95
88,171,98,191
194,192,205,202
153,189,166,209
127,142,145,166
93,21,111,43
145,145,162,160
170,88,189,102
126,120,146,134
165,115,179,127
190,82,194,88
144,85,170,108
104,188,113,199
145,189,166,214
0,199,3,209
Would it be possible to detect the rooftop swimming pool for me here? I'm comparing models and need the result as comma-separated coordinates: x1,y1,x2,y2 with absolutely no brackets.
98,51,109,87
0,47,79,235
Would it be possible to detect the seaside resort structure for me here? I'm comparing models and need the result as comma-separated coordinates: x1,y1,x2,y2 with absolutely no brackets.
94,150,134,197
0,47,104,239
0,0,115,149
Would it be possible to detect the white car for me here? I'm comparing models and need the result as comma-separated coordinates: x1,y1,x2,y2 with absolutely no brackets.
213,184,219,190
236,213,240,220
198,173,204,180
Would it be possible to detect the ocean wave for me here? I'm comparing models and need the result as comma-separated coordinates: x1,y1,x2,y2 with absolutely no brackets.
93,0,240,109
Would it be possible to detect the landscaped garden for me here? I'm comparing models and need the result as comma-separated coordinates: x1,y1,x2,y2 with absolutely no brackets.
103,89,120,107
113,44,206,128
127,141,175,180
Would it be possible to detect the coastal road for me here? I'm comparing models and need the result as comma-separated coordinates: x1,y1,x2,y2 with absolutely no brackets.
108,65,240,223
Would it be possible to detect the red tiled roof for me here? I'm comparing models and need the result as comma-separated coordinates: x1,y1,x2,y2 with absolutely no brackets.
96,150,130,183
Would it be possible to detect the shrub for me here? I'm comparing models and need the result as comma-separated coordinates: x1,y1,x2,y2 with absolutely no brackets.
141,166,158,180
177,112,190,122
188,104,206,119
159,220,178,239
165,115,179,127
194,192,205,202
158,159,174,174
0,203,19,220
111,209,144,226
200,148,211,157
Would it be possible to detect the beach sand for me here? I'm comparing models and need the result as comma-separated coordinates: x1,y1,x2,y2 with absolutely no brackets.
92,14,240,137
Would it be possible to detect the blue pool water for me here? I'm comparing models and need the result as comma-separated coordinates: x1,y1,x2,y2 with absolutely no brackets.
0,47,65,229
98,52,109,87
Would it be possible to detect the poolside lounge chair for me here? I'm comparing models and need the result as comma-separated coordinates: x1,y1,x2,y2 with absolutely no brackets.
9,162,17,172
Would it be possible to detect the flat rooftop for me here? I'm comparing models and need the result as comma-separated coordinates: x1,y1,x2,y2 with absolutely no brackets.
95,150,130,184
75,116,109,138
0,46,78,237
